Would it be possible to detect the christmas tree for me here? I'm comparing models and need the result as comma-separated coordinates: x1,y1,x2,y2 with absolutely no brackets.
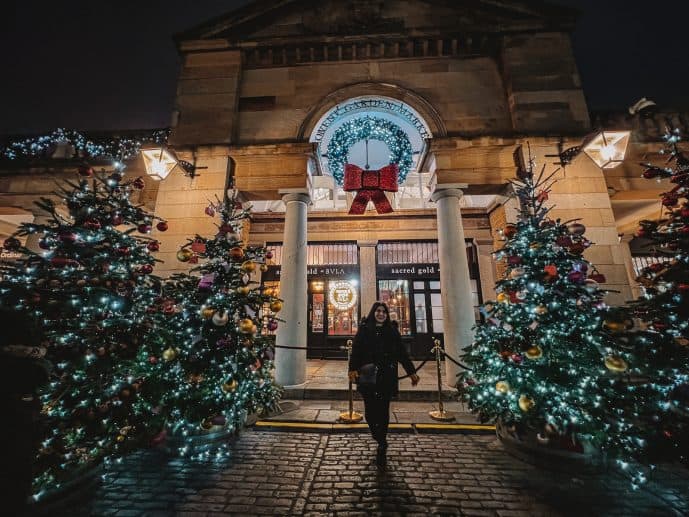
618,122,689,466
0,165,165,497
133,193,282,456
460,157,633,457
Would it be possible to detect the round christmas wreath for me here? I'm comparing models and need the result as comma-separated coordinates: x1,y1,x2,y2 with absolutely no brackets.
326,116,413,186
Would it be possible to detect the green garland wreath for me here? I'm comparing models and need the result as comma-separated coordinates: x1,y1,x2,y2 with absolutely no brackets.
326,116,414,186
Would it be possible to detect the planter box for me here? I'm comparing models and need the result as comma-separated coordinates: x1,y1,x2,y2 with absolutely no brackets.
29,462,102,515
495,419,607,474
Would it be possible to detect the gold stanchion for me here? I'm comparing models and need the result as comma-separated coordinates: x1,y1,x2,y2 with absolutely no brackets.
429,338,455,422
339,339,363,423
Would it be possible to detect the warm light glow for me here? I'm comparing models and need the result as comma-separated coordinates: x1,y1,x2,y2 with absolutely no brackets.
141,148,178,180
583,131,631,169
328,280,358,311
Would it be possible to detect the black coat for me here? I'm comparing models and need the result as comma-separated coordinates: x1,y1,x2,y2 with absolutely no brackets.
349,322,415,397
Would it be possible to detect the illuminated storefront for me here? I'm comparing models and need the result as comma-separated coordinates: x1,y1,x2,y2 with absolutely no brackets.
262,240,480,359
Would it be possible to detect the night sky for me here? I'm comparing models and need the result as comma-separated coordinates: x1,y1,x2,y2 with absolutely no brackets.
1,0,687,134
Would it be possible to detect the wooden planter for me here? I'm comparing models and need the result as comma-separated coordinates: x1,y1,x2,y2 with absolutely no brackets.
495,418,607,474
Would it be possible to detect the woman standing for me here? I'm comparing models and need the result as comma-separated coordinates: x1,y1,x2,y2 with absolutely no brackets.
348,302,419,469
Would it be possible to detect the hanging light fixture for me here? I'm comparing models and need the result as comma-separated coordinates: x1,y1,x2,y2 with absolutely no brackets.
141,147,178,181
582,130,631,169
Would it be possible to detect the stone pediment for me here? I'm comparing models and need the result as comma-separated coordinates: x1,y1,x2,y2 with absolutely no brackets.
178,0,577,43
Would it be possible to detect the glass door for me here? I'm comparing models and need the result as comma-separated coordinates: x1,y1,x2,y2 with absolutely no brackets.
307,280,327,358
411,280,444,358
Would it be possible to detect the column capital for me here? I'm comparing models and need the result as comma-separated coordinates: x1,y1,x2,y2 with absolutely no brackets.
431,188,464,203
619,233,635,244
474,238,495,248
281,192,311,204
357,240,378,248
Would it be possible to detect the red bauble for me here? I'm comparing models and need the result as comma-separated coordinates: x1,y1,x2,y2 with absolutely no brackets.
507,256,522,266
111,215,124,226
147,241,160,252
267,320,279,332
681,207,689,218
83,219,101,231
204,206,215,217
589,273,607,283
78,165,94,177
191,240,206,253
139,264,153,275
503,224,518,239
138,224,152,234
266,251,274,260
132,177,145,189
642,166,665,179
116,246,130,256
678,283,689,292
663,196,679,207
219,224,234,234
156,221,169,232
511,353,524,364
3,237,21,251
50,256,72,267
568,243,585,255
556,236,572,247
58,232,77,243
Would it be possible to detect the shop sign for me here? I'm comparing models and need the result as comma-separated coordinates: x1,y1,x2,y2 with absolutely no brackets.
377,263,440,279
0,250,22,262
263,265,358,281
328,280,358,311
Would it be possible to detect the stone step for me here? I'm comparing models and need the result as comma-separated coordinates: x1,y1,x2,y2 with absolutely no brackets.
282,387,456,401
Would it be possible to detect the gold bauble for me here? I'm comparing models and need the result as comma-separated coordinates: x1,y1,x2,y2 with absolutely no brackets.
518,395,535,412
116,434,126,443
675,337,689,347
176,249,193,263
603,320,626,333
264,287,276,297
260,264,268,272
495,381,510,394
604,355,628,373
200,307,215,320
496,293,509,304
525,346,543,360
240,260,256,273
222,380,238,393
229,247,244,260
239,318,255,334
236,286,250,295
269,300,283,313
162,347,178,361
534,305,548,315
200,418,213,431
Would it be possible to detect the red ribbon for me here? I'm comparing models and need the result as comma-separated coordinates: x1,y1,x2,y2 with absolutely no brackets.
343,164,399,215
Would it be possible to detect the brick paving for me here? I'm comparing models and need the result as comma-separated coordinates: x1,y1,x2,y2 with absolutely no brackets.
34,429,689,516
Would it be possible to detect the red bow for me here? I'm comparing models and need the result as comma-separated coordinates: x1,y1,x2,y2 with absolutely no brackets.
343,164,399,215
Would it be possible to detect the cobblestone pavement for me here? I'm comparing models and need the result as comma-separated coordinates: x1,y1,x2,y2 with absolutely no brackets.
38,430,688,517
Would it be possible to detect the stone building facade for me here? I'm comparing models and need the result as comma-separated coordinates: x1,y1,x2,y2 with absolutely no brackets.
1,0,678,386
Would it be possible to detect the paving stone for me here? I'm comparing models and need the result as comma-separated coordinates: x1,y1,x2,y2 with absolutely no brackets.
47,429,689,516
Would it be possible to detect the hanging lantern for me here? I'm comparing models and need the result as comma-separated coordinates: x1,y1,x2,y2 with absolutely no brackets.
141,147,178,181
582,130,631,169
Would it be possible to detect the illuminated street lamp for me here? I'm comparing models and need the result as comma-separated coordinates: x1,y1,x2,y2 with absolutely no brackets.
551,129,631,170
141,147,178,181
582,130,631,169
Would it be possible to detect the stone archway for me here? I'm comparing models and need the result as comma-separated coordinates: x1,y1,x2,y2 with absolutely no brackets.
297,82,447,142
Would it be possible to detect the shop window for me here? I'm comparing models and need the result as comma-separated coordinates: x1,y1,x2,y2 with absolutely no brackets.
413,293,428,333
378,280,412,335
266,243,358,266
327,280,359,335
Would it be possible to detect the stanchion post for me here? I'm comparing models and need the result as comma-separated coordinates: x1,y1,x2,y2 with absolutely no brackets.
339,339,363,423
429,338,455,422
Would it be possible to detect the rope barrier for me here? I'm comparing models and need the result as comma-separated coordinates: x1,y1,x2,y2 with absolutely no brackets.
440,350,472,371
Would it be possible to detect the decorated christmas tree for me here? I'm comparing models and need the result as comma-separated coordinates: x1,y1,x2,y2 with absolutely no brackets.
0,165,165,497
460,158,634,457
617,123,689,466
133,193,282,456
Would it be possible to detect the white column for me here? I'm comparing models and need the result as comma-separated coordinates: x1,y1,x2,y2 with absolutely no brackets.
358,240,378,313
275,193,310,387
475,238,497,302
431,189,475,387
